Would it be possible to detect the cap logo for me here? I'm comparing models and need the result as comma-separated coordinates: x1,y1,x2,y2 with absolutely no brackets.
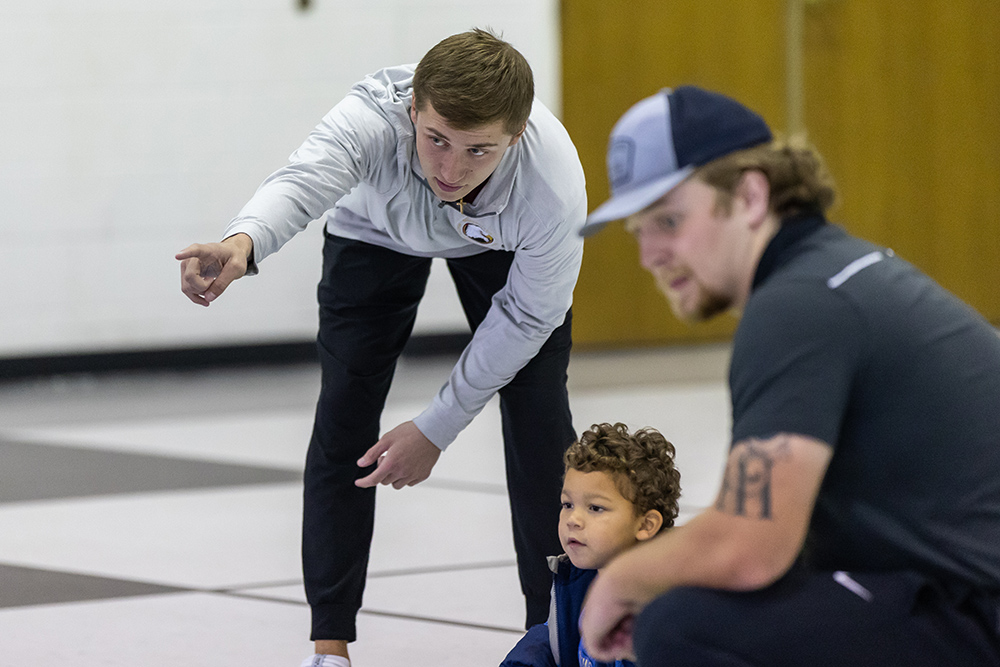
462,222,494,245
607,138,635,191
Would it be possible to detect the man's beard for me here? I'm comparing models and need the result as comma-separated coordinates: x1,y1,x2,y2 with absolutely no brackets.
660,280,731,323
691,291,732,321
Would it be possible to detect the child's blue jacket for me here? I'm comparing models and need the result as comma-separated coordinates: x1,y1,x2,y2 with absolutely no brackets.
500,555,634,667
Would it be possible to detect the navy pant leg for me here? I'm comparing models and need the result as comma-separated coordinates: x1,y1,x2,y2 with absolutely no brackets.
446,250,575,627
633,567,1000,667
304,234,431,641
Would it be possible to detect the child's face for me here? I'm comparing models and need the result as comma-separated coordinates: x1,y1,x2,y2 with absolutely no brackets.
559,468,650,570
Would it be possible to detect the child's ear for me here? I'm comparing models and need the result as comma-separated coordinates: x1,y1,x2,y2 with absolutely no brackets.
636,509,664,541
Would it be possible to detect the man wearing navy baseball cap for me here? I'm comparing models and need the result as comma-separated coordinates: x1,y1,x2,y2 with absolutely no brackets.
579,86,1000,666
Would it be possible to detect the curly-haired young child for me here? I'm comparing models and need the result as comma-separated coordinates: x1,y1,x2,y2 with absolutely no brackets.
501,423,682,667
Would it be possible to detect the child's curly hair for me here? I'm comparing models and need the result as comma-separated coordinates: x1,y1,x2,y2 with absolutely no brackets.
564,423,682,527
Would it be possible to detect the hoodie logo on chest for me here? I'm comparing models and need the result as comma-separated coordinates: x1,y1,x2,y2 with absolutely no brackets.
462,221,494,245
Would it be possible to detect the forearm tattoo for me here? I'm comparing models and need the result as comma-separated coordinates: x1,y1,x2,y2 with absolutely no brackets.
715,436,792,519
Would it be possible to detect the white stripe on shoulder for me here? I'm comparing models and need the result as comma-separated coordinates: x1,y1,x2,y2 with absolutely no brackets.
832,570,874,602
827,250,885,289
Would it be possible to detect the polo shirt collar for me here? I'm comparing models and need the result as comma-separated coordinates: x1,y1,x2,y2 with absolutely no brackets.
752,210,827,290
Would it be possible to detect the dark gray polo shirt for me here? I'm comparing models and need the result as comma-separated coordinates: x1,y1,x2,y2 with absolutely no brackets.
730,214,1000,591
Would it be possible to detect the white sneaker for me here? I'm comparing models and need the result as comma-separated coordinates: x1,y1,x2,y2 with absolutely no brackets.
299,655,350,667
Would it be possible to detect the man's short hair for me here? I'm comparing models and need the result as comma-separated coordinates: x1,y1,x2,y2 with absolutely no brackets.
696,136,839,218
413,28,534,135
565,423,682,527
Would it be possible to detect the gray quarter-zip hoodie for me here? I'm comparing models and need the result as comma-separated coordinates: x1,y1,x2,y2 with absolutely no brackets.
224,65,587,448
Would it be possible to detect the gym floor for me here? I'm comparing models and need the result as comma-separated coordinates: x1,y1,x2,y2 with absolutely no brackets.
0,344,731,666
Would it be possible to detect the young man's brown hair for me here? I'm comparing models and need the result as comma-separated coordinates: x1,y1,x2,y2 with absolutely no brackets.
564,422,682,527
695,136,839,219
412,27,534,135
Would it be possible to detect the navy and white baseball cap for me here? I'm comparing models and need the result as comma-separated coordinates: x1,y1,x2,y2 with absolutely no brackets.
581,86,773,236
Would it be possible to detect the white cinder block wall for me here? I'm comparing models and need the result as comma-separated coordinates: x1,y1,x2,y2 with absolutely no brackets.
0,0,560,357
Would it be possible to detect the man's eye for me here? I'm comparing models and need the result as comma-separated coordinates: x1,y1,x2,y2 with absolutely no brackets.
430,136,445,146
469,148,486,157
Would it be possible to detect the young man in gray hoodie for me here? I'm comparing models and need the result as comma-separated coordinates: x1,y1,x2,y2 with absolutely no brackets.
177,28,587,667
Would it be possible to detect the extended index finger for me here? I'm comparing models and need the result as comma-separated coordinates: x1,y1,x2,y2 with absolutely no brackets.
175,243,209,261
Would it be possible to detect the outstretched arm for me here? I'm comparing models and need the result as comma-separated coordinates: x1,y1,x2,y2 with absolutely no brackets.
175,233,254,306
580,432,833,662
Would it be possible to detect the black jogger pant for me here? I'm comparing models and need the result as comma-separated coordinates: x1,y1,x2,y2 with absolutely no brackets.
633,566,1000,666
302,233,575,641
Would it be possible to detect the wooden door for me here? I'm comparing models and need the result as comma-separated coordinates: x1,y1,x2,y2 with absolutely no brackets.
563,0,1000,347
